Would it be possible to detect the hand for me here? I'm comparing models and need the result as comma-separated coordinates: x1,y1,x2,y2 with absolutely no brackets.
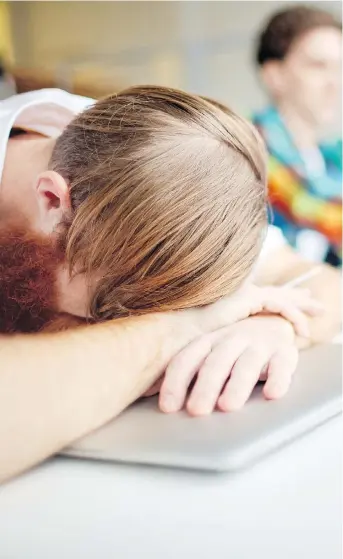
195,284,323,339
155,316,299,415
144,284,322,401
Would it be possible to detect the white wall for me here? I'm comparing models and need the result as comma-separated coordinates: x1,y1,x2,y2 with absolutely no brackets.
8,1,342,113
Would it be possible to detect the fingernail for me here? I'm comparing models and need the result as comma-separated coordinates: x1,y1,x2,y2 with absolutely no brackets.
160,394,178,413
218,395,243,412
188,398,212,416
265,382,288,399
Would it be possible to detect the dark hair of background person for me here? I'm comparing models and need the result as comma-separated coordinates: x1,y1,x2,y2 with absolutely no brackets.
256,5,342,66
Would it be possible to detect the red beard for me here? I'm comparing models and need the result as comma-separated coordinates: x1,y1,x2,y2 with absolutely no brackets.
0,225,66,333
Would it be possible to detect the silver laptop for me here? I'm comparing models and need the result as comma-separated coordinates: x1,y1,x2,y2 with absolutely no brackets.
63,343,342,472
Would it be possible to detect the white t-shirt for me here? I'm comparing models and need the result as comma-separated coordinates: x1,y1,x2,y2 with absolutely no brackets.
0,88,286,269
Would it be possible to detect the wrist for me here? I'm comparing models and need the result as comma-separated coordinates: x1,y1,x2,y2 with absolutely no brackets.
168,308,204,349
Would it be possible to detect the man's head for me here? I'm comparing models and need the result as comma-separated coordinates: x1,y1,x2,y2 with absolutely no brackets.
256,6,342,127
4,86,267,329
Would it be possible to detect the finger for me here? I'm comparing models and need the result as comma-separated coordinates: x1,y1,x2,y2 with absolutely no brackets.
143,377,164,397
186,337,247,416
259,363,269,382
261,300,310,338
159,327,233,412
263,346,299,400
289,297,325,317
218,348,267,411
159,333,217,413
260,287,324,321
282,288,325,316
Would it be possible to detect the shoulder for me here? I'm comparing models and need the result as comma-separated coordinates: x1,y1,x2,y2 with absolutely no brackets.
0,88,95,115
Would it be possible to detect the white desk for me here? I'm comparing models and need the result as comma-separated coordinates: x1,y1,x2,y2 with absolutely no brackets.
0,416,341,559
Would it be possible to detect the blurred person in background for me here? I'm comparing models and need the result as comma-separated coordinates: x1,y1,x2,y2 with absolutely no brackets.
253,5,342,267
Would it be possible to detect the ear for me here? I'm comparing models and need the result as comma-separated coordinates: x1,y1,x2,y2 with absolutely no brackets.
35,170,71,234
260,61,285,99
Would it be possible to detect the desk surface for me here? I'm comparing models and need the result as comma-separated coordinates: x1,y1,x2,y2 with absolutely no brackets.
0,416,341,559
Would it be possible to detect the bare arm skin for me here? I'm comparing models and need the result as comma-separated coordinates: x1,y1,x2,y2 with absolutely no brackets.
254,245,341,347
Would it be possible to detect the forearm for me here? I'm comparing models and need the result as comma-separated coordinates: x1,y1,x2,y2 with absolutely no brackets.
255,245,341,347
0,311,199,482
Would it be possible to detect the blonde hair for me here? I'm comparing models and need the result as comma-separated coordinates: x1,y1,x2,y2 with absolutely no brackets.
50,85,267,320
